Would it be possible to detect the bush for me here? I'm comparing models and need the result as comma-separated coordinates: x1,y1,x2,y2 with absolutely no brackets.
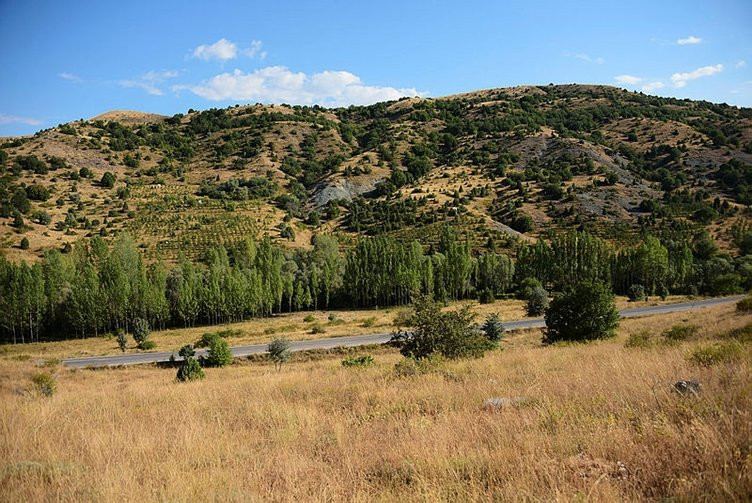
625,331,654,349
267,337,291,370
690,341,743,366
310,323,326,334
481,314,505,342
391,294,494,360
178,344,195,358
176,356,205,382
20,237,29,250
662,324,699,342
544,282,619,343
205,337,232,367
526,286,549,316
31,372,57,397
393,354,446,377
478,287,495,304
116,329,127,352
736,297,752,313
361,317,376,328
341,355,374,367
303,314,315,323
517,277,542,300
392,309,413,328
195,331,228,347
139,340,156,350
627,284,646,302
100,171,116,188
131,318,151,349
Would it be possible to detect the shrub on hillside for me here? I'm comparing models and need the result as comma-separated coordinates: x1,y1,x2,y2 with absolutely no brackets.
131,318,151,350
267,337,291,370
31,372,57,397
690,341,743,367
391,294,494,360
481,314,505,343
625,331,654,349
204,337,232,367
627,284,646,302
736,297,752,313
516,277,543,300
478,287,495,304
341,355,374,368
544,282,619,343
662,324,699,342
116,329,127,352
176,346,205,382
526,286,549,316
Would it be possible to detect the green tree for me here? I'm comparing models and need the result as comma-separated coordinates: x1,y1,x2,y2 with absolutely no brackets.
100,171,116,188
267,337,292,370
481,313,505,343
205,336,232,367
544,282,619,343
526,286,549,316
393,294,494,360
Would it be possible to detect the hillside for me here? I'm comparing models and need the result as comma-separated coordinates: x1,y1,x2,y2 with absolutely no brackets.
1,84,751,262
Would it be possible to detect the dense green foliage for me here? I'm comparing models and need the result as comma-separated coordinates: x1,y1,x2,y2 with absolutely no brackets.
544,282,620,343
267,337,291,370
392,294,494,360
204,336,232,367
481,313,505,342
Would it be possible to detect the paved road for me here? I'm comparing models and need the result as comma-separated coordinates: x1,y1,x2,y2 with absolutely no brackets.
62,295,745,368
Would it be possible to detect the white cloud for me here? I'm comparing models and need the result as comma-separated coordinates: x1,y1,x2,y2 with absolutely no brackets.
677,36,702,45
736,60,747,69
60,72,82,83
564,51,605,64
671,64,724,88
244,40,267,60
193,38,238,61
614,75,642,85
189,66,425,106
641,81,665,92
120,70,179,96
0,114,42,126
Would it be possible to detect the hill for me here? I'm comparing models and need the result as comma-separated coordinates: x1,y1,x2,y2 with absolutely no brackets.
1,84,751,262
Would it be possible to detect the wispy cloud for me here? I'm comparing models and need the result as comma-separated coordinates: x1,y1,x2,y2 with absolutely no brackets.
192,38,238,61
563,51,605,64
59,72,83,83
0,114,43,126
641,81,665,93
671,64,723,88
187,66,425,106
614,75,642,85
244,40,267,60
192,38,267,62
677,35,702,45
120,70,180,96
736,60,747,69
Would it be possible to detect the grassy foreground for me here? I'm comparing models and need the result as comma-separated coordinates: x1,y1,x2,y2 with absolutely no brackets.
1,303,750,501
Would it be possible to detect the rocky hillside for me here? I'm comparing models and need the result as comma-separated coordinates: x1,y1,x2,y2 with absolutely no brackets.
1,84,751,262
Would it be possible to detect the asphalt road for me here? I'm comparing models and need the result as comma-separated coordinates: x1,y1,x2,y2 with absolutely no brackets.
62,295,745,368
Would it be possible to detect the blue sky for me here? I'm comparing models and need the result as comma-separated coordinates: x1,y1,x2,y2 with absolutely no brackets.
1,0,750,136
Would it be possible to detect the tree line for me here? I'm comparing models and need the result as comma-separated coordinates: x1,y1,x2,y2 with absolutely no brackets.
0,226,748,344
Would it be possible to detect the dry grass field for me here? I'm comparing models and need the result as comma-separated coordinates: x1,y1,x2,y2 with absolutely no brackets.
1,301,750,501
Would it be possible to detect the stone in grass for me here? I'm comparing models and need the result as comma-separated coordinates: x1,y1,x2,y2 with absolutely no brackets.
482,396,527,411
673,380,701,396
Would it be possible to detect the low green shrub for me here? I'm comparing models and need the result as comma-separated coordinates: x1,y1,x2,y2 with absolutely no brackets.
267,337,291,370
139,340,156,350
627,284,646,302
303,314,316,323
526,287,549,316
393,354,446,378
341,355,374,367
310,323,326,334
728,323,752,343
625,331,654,349
361,317,376,328
481,314,505,343
690,341,743,366
478,288,495,304
31,372,57,397
176,357,205,382
736,297,752,313
204,337,232,367
662,324,699,342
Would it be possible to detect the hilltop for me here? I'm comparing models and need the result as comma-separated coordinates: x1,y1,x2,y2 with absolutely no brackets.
1,84,751,262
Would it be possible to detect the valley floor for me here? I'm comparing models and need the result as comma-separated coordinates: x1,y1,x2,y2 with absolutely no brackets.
1,301,750,501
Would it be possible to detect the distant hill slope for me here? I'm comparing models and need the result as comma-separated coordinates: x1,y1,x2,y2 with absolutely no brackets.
1,84,751,262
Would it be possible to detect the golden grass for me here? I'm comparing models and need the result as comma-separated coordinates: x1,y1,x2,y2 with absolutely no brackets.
1,303,750,501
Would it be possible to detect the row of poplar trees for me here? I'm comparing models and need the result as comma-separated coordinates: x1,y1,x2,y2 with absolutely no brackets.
0,227,737,344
